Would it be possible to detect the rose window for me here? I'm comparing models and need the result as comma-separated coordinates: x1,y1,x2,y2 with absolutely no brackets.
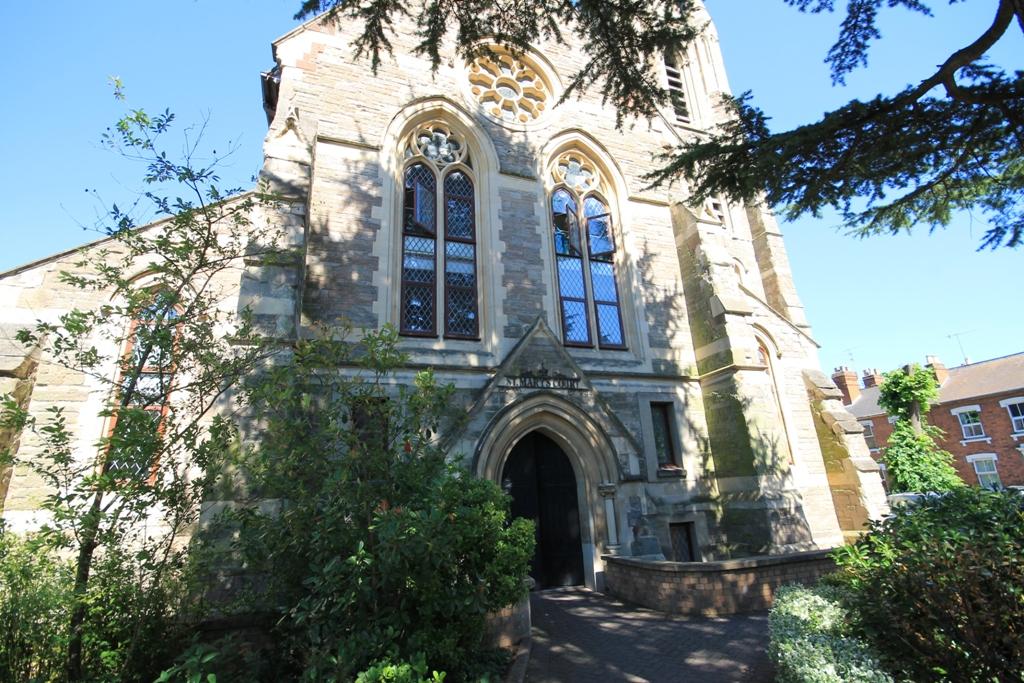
468,50,551,124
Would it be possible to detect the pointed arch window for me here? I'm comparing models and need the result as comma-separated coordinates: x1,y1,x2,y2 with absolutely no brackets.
399,123,479,339
107,292,180,483
757,339,793,464
550,152,625,349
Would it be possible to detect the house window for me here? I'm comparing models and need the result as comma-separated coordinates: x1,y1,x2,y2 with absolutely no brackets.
550,151,625,349
663,55,690,124
107,295,180,482
999,398,1024,434
650,402,679,469
956,410,985,439
860,421,877,450
967,454,1001,489
400,123,478,339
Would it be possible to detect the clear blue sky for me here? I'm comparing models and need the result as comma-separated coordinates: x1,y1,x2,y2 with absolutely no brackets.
0,1,1018,377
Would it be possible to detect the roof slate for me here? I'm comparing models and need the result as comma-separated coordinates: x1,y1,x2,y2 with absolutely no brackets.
847,352,1024,418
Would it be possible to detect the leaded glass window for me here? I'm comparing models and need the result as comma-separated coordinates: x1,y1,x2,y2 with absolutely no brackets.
444,171,478,338
550,171,625,349
651,402,678,469
107,295,180,483
399,125,478,339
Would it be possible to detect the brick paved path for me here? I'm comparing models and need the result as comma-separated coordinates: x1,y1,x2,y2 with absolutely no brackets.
525,588,774,683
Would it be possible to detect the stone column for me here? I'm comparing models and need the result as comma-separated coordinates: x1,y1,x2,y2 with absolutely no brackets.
598,483,620,551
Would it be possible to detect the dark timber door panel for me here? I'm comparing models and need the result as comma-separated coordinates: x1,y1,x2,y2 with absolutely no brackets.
502,432,584,588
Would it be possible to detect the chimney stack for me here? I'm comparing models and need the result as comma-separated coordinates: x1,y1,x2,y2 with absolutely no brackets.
862,368,884,388
925,355,949,385
832,366,860,405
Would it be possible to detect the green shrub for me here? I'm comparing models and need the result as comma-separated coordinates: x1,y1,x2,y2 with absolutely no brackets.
156,635,284,683
881,422,962,493
0,524,190,683
226,328,535,681
0,524,72,683
832,488,1024,681
355,654,446,683
768,584,893,683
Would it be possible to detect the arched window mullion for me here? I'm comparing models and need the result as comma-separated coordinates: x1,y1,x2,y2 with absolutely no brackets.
443,169,479,339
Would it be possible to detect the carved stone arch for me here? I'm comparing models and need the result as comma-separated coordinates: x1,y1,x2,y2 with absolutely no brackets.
473,391,622,589
540,129,630,203
751,323,783,360
380,96,500,177
373,97,503,351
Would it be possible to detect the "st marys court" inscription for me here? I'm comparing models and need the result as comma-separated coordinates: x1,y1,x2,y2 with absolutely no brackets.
501,365,583,391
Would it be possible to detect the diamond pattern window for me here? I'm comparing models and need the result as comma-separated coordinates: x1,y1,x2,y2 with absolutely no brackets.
400,124,478,339
549,153,625,349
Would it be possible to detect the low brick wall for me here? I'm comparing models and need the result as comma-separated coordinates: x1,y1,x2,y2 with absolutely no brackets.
603,550,835,617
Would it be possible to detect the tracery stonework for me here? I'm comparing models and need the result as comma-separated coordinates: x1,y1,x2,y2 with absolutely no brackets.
406,123,468,168
552,151,602,194
468,49,551,124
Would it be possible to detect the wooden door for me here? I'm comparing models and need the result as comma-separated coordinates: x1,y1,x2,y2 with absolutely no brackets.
502,432,584,588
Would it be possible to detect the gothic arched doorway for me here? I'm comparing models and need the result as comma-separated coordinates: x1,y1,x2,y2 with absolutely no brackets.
502,431,585,589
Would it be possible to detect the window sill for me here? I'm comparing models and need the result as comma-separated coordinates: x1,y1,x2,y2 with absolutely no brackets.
960,436,992,446
1011,432,1024,441
656,467,685,480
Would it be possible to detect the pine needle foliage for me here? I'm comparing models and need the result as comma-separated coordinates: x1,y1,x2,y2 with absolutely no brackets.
298,0,1024,248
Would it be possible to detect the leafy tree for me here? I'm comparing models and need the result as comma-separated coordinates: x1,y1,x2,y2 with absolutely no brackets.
220,325,535,681
876,365,962,493
881,421,963,493
0,89,283,681
297,0,1024,248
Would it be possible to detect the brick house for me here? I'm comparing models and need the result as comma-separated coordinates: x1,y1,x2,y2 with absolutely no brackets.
835,353,1024,489
1,2,887,594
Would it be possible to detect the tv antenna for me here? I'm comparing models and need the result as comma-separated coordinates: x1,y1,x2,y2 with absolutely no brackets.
947,330,974,365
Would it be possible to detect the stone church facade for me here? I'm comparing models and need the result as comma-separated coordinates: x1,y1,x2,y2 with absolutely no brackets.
1,4,887,591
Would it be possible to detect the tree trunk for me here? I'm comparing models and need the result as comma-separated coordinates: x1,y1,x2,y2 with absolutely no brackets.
65,502,101,681
1011,0,1024,32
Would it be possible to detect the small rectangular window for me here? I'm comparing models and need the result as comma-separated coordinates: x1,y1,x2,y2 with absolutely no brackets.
1006,402,1024,434
352,396,390,453
971,457,1001,489
651,402,678,469
860,421,877,450
958,411,985,439
669,522,696,562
